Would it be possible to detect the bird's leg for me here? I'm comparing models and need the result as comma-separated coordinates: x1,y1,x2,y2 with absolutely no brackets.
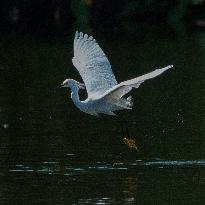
116,115,139,151
119,119,125,137
124,119,130,138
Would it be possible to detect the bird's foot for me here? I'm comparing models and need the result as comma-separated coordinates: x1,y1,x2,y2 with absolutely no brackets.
123,137,139,151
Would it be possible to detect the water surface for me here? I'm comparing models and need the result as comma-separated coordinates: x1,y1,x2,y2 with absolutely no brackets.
0,30,205,204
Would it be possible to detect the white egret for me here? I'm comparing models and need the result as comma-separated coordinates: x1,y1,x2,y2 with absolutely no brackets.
60,31,173,150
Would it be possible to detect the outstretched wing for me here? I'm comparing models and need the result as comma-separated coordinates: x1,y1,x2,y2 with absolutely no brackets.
99,65,173,101
72,31,117,98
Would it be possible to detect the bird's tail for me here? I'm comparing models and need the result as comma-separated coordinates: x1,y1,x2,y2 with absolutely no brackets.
114,96,133,110
126,96,133,107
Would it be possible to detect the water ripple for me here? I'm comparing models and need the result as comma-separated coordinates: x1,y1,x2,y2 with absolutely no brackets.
8,159,205,175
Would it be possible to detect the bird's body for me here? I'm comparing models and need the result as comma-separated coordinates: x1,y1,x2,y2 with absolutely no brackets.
61,31,172,117
67,79,126,116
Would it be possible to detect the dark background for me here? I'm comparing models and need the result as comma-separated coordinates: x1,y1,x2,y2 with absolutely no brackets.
0,0,205,204
0,0,205,38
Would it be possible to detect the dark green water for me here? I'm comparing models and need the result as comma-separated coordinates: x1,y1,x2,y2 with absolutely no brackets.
0,30,205,204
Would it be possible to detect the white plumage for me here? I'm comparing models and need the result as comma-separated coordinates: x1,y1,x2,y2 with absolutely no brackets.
61,31,173,116
72,31,117,99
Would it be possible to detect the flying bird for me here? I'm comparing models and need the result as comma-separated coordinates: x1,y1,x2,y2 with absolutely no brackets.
60,31,173,150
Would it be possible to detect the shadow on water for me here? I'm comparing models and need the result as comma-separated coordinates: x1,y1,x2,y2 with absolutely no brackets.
0,29,205,204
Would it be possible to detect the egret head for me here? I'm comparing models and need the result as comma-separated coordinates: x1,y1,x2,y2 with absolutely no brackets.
60,79,85,89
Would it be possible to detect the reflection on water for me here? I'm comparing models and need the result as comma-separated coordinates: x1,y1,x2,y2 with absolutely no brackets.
8,159,205,175
0,30,205,204
78,197,113,205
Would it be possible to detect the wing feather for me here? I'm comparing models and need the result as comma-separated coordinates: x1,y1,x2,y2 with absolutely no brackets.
99,65,173,101
72,31,117,98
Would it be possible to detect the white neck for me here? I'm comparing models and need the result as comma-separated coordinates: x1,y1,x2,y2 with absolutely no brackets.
71,85,81,107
